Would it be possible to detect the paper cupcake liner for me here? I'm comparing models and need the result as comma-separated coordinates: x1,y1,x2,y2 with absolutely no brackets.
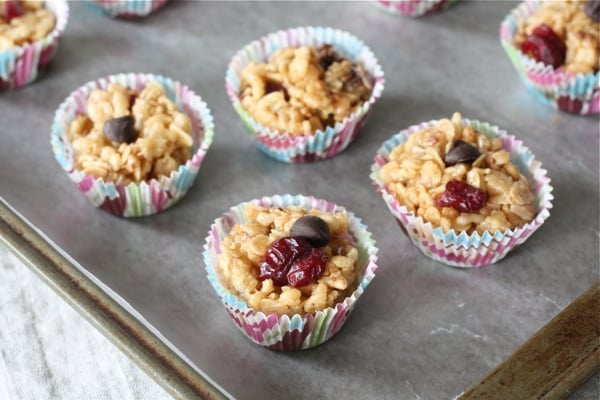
370,0,456,17
0,0,69,91
371,119,553,268
51,73,215,217
87,0,167,18
500,1,600,115
204,194,379,351
225,26,385,163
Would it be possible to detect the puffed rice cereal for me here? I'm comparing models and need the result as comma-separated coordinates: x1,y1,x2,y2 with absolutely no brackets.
239,44,373,135
0,1,55,51
514,0,600,74
216,204,360,317
68,81,193,184
379,113,536,235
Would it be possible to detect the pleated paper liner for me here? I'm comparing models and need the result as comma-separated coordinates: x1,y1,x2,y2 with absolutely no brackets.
0,0,69,91
87,0,168,18
500,0,599,115
225,26,385,163
204,194,379,351
371,118,553,268
51,73,214,217
370,0,456,17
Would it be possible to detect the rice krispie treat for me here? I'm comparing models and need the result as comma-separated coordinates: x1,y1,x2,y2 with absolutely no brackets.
379,113,536,235
68,81,193,185
514,0,599,74
216,204,360,316
239,44,373,135
0,0,55,51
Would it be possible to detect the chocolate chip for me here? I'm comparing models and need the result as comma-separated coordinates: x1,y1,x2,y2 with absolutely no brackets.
585,0,600,22
444,140,481,166
290,216,331,247
265,80,289,101
103,115,137,144
317,44,342,70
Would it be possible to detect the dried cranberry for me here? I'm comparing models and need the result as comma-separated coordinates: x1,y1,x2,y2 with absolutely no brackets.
287,248,327,288
258,237,311,286
435,179,488,213
1,1,25,22
520,24,566,69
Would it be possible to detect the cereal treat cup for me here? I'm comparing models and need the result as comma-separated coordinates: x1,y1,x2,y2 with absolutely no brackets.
370,0,456,17
500,0,600,114
204,194,379,351
225,26,385,163
51,73,214,217
87,0,167,18
371,114,553,268
0,0,68,90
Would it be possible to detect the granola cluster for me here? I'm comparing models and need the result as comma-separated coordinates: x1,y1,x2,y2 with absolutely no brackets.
217,204,360,317
515,0,600,74
379,113,536,235
0,1,55,51
68,82,193,184
240,45,373,135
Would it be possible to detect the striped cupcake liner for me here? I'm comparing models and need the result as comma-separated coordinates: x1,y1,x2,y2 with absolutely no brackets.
500,1,600,115
51,73,215,217
370,0,456,17
87,0,167,18
204,194,379,351
0,0,69,91
370,119,553,268
225,26,385,163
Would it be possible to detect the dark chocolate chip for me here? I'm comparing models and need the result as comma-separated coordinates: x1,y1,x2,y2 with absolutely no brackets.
103,115,137,144
317,44,343,70
265,80,289,101
585,0,600,22
444,140,481,166
290,215,331,248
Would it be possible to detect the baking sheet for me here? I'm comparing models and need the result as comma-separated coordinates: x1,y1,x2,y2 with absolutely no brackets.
1,1,598,399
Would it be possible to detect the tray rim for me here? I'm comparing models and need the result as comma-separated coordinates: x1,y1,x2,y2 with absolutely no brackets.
1,195,598,399
0,198,229,400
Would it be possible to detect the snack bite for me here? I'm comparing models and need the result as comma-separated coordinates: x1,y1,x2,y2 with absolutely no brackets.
87,0,168,18
204,195,378,350
226,26,384,163
371,113,553,267
500,0,600,114
51,73,214,217
0,0,68,90
370,0,456,17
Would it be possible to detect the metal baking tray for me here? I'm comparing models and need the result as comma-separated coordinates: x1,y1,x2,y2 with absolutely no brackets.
1,1,598,399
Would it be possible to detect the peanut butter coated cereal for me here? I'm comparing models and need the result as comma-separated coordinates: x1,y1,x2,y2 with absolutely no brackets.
240,45,373,135
379,113,536,235
68,82,193,184
0,1,55,51
217,205,360,317
515,0,600,74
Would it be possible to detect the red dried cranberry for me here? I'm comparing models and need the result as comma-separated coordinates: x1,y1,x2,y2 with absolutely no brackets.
520,24,566,69
287,248,327,288
258,237,311,286
1,1,25,22
435,180,488,213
